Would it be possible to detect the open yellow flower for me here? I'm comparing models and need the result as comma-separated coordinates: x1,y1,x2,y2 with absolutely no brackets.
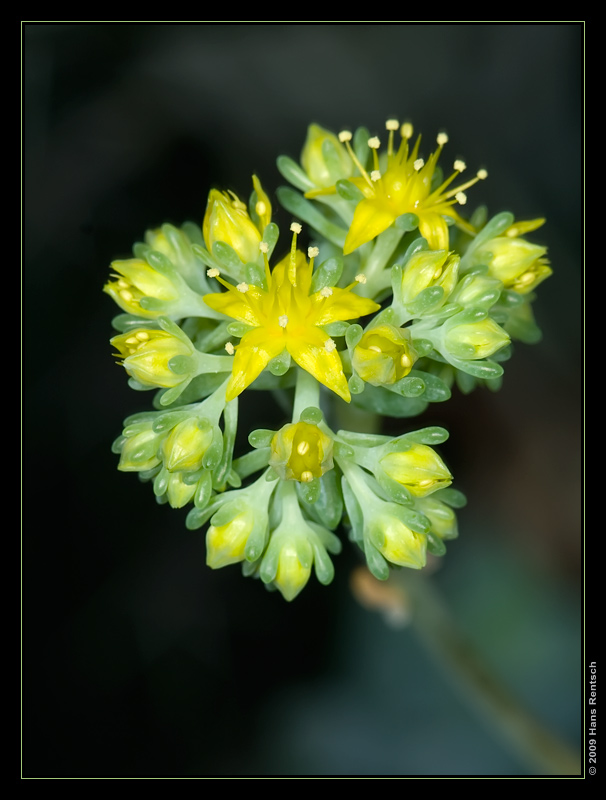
326,121,487,254
204,226,380,402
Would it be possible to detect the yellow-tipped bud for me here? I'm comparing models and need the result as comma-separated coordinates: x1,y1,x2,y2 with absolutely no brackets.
444,318,510,360
374,514,427,569
301,124,354,188
473,236,552,294
166,472,197,509
269,421,334,483
117,425,163,473
206,509,255,569
162,419,214,473
352,324,417,386
415,497,458,540
104,258,180,317
380,444,452,498
110,329,193,389
273,540,313,602
401,250,460,305
203,188,263,265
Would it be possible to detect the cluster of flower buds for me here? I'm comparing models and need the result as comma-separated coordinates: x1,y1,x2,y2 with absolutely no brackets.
105,119,550,600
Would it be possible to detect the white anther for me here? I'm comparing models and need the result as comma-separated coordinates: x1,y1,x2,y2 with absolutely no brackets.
117,279,129,289
401,122,413,139
477,168,488,180
368,136,381,149
437,132,449,146
125,336,138,345
207,268,220,278
256,201,267,215
324,338,337,352
225,342,235,355
400,354,412,367
453,159,467,172
279,315,289,328
386,119,399,131
290,222,302,234
338,130,353,142
455,191,467,205
297,441,310,456
135,331,149,341
308,246,320,258
320,287,333,298
413,158,425,171
259,241,269,253
355,273,367,284
370,170,381,182
236,282,249,293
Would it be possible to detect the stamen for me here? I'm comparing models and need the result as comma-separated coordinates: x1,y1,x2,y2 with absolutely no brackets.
386,119,399,131
297,441,310,456
370,170,381,182
256,201,267,216
355,273,367,284
517,272,535,285
290,222,302,234
119,289,133,302
455,191,467,205
236,282,249,293
400,354,412,368
324,338,337,352
453,159,467,172
136,331,149,341
125,336,138,345
308,246,320,258
320,287,333,298
117,279,129,289
225,342,235,355
279,315,289,328
436,132,449,146
419,479,433,487
368,345,382,353
259,241,269,253
401,122,413,140
367,136,381,149
207,268,220,278
338,130,353,142
413,158,425,171
300,471,314,483
477,169,488,180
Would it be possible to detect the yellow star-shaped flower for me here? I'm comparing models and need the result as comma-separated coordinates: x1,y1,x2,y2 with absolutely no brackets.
203,228,380,402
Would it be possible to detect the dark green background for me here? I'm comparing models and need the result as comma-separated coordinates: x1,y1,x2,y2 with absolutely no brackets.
23,23,583,777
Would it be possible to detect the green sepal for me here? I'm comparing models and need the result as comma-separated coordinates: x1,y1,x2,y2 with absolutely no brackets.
395,213,419,232
434,487,467,508
406,285,445,316
427,532,447,557
310,257,344,292
336,179,365,202
194,470,213,509
249,429,275,449
351,382,428,418
298,470,343,531
323,321,350,337
226,321,253,338
353,127,371,168
276,155,316,192
299,406,323,425
268,349,291,376
276,187,347,248
299,477,321,505
364,540,390,581
212,241,244,273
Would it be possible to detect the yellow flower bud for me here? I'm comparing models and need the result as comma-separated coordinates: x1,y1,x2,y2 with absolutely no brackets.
166,472,197,509
444,318,510,360
415,496,458,540
273,540,313,602
203,188,263,265
352,324,417,386
269,421,334,483
380,444,452,497
117,425,163,472
473,236,552,294
111,328,194,388
401,250,460,305
104,258,180,317
374,514,427,569
162,419,214,472
206,509,255,569
301,124,353,188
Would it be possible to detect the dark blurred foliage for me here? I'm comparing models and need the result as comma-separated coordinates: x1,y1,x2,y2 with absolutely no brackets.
23,23,583,777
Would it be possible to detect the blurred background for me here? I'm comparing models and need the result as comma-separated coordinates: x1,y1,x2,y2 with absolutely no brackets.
23,23,583,777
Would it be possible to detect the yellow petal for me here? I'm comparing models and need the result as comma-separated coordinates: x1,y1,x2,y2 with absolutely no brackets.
286,327,350,402
343,197,396,255
226,328,285,400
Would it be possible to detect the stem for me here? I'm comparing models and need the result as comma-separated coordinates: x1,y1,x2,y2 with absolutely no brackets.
292,368,320,421
394,570,581,776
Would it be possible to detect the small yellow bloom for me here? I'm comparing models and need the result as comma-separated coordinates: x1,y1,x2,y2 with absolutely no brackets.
203,229,380,402
320,122,486,253
380,444,452,497
269,421,334,482
400,249,460,306
301,124,354,190
352,324,417,386
203,176,270,264
444,317,510,360
162,418,214,472
472,236,552,294
206,509,255,569
373,513,427,569
110,328,194,388
104,258,180,317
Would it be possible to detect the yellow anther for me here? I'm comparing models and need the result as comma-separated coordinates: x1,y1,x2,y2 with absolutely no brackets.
400,354,412,368
290,222,302,234
136,331,150,341
453,159,467,173
413,158,425,171
455,191,467,205
119,289,133,302
436,132,449,146
207,268,220,278
368,136,381,149
371,170,381,182
117,279,129,289
477,169,488,180
355,273,367,284
125,336,138,345
324,339,337,352
225,342,235,355
279,315,289,328
338,130,353,142
517,271,535,285
297,440,311,456
256,201,267,216
259,241,269,253
320,287,333,298
368,345,382,353
386,119,399,131
236,282,249,293
300,470,314,483
401,122,413,139
308,246,320,258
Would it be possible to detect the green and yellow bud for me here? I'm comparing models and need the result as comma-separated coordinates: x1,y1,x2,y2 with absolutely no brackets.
273,539,313,602
380,444,452,497
166,472,197,509
472,236,552,294
203,187,263,265
301,124,353,189
444,317,510,360
104,258,180,317
401,250,460,306
117,423,164,472
269,421,334,483
415,496,458,540
352,324,417,386
372,513,427,570
162,418,214,473
111,328,194,389
206,508,255,569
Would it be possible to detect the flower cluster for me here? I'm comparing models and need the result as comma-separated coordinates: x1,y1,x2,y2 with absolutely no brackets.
105,119,551,600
